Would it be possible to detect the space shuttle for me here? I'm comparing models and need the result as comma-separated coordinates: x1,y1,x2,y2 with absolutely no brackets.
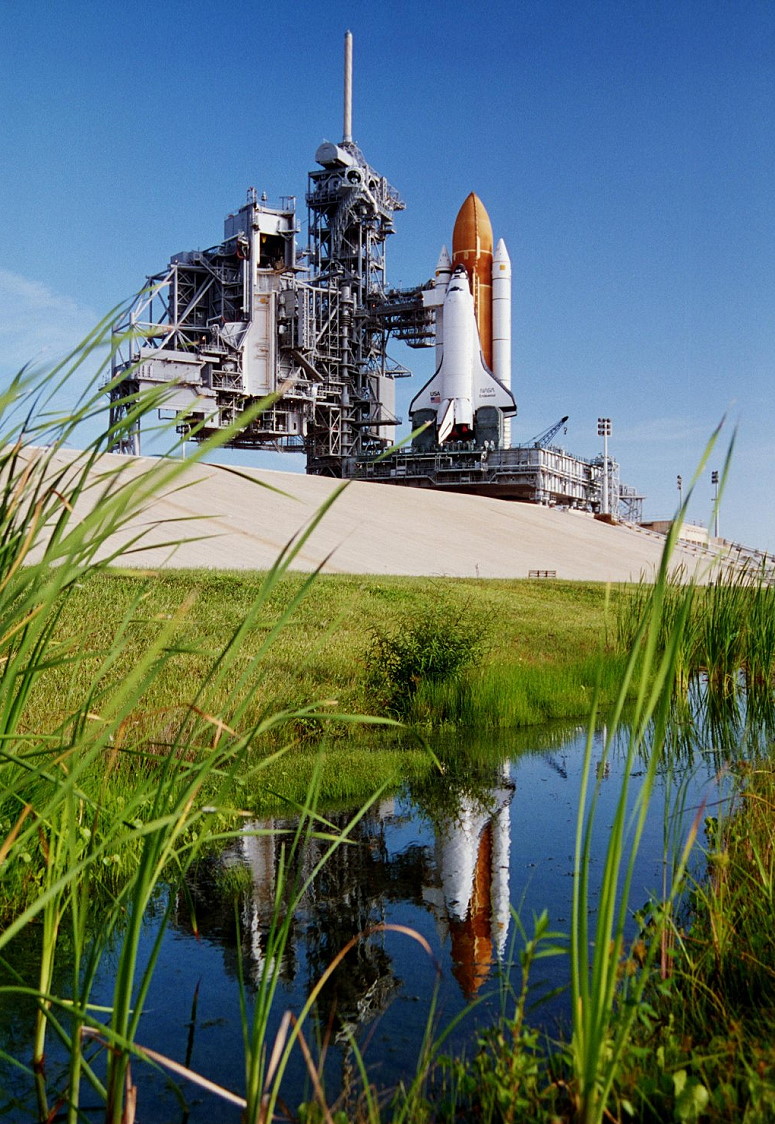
410,193,517,449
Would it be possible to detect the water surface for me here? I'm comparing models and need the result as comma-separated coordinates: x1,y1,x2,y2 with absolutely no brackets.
0,719,739,1121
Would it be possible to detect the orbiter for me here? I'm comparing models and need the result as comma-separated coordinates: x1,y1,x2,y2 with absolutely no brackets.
410,193,516,449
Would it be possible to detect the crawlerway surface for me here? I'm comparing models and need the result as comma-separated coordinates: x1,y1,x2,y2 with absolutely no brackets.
26,447,728,582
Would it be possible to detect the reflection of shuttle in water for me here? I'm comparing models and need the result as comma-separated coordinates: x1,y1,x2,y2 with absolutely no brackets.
236,771,515,1009
239,825,282,984
425,763,515,998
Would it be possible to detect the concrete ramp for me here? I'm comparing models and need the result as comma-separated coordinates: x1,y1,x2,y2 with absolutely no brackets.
41,449,723,583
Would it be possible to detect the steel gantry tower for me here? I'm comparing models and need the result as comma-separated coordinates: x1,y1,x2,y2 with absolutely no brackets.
108,32,408,474
302,53,407,472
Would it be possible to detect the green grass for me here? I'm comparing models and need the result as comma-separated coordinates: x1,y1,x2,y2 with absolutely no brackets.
410,651,629,727
605,756,775,1123
617,553,775,702
22,568,628,754
412,743,775,1124
0,323,408,1121
405,427,768,1124
1,320,635,1122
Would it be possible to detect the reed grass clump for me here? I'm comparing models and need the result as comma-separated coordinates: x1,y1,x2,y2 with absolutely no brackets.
408,652,629,728
743,572,775,690
4,325,768,1124
366,603,482,717
0,325,399,1122
603,756,775,1124
682,759,775,1015
422,430,756,1124
617,558,775,702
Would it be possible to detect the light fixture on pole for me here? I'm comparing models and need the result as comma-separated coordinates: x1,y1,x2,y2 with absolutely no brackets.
597,418,611,515
711,470,719,538
677,474,683,509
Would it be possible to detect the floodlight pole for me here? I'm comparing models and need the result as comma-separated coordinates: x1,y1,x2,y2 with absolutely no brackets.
711,470,719,538
597,418,611,515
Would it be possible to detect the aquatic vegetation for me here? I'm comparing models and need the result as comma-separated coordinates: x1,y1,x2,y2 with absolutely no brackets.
22,566,631,755
568,510,702,1124
1,326,771,1124
617,471,775,706
407,651,630,728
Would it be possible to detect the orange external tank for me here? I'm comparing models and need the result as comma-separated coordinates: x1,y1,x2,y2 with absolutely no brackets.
451,192,494,369
449,821,494,999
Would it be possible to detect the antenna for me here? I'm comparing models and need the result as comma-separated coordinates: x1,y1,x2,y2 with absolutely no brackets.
343,30,353,143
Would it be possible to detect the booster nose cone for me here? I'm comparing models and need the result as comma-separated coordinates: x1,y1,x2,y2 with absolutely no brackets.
492,237,511,272
435,245,452,277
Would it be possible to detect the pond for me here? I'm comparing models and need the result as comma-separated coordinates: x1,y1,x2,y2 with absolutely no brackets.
0,717,746,1121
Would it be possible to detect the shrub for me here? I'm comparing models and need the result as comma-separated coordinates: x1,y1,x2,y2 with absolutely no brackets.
366,603,480,717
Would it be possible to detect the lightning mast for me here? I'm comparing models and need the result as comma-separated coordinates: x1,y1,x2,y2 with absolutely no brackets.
303,31,406,473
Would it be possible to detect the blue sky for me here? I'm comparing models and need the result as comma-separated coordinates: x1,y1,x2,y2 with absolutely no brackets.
2,1,773,551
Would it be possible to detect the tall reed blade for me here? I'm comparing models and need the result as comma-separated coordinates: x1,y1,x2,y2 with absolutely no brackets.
570,426,728,1124
0,321,414,1122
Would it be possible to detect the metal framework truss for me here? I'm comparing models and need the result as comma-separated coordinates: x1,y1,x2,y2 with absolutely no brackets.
109,135,415,476
105,33,646,518
350,443,643,520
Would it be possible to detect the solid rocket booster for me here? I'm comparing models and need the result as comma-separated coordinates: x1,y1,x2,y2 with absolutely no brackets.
492,238,512,446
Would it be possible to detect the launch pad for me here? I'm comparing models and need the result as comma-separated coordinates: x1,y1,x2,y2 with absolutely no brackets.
351,443,644,523
108,33,643,522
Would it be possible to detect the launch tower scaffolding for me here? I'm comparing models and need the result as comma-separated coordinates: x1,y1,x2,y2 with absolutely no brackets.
108,33,409,474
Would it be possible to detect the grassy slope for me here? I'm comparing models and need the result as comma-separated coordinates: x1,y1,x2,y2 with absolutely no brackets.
41,567,618,712
27,568,623,809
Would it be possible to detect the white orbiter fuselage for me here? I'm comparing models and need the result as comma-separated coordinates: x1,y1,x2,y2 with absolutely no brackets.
409,265,516,445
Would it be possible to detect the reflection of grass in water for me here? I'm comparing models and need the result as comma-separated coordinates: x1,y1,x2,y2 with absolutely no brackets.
426,427,764,1124
244,735,435,812
5,327,770,1122
566,436,725,1124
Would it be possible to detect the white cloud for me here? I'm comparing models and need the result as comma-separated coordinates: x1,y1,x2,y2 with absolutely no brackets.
0,270,100,374
620,416,722,446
